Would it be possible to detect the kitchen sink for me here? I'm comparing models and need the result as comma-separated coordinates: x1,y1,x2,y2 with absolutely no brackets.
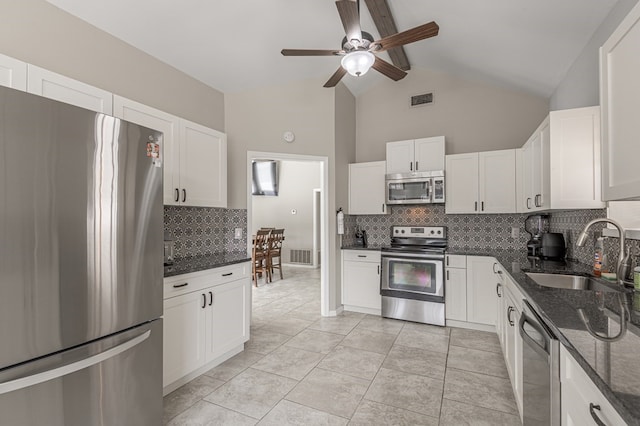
526,273,620,292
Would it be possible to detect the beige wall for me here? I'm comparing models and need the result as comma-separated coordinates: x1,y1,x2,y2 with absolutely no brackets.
0,0,225,130
550,0,639,110
356,67,549,161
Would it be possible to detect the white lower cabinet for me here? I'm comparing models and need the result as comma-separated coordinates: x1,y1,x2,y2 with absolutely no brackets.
162,262,250,394
445,255,467,321
466,256,499,326
502,284,523,418
561,345,627,426
342,250,381,314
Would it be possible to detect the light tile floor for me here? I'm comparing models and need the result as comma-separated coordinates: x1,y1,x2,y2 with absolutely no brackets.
164,267,521,425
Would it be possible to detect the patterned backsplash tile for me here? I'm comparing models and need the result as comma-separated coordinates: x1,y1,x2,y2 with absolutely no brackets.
344,205,636,272
164,206,247,259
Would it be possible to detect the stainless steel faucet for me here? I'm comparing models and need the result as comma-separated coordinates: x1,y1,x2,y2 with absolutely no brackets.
576,218,628,286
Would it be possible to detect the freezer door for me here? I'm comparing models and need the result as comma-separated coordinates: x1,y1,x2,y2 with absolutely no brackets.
0,320,162,425
0,87,163,369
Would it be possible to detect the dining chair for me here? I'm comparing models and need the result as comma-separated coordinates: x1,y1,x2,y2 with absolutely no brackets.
267,228,285,281
252,229,271,285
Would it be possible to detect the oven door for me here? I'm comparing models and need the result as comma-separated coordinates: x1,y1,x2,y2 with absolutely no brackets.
386,177,433,205
381,252,444,301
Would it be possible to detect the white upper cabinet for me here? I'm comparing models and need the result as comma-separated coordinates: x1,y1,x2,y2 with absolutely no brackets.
114,95,227,208
518,107,604,212
178,119,227,208
349,161,388,215
27,65,113,114
600,1,640,201
446,150,516,214
386,136,445,173
0,53,27,90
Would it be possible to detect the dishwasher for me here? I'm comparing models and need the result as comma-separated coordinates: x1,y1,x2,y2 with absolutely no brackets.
519,299,561,426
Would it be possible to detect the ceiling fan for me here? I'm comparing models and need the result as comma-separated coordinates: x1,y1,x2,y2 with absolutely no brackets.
281,0,439,88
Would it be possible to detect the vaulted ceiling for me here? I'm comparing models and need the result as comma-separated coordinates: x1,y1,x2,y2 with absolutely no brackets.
47,0,619,97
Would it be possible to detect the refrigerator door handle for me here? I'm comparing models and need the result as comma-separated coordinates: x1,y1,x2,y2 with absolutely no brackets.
0,330,151,395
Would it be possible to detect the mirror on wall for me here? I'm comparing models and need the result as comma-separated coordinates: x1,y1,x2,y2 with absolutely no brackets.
604,201,640,239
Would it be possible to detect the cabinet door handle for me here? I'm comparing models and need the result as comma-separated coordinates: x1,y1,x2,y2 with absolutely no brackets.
173,283,188,288
357,255,367,258
474,201,478,211
174,188,179,202
415,161,419,171
382,203,385,213
526,198,532,209
446,270,450,280
496,283,502,297
208,291,213,306
182,189,187,203
446,256,449,266
589,403,607,426
410,162,413,171
202,294,207,309
377,265,380,275
481,201,484,211
507,306,515,326
535,194,542,207
222,272,233,276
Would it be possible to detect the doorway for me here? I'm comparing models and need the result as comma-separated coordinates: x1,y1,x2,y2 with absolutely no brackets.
246,151,330,317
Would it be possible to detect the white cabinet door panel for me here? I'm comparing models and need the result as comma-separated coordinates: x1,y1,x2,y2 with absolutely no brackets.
27,65,112,114
0,53,27,90
479,149,516,213
414,136,445,171
343,260,381,310
349,161,388,215
445,267,467,321
179,120,227,207
386,139,415,173
445,153,479,214
209,280,250,359
162,291,207,387
466,256,498,326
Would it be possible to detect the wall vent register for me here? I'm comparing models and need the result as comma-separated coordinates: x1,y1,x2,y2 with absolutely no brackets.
410,92,434,107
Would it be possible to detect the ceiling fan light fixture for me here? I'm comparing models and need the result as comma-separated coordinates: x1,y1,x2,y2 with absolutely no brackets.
341,50,375,77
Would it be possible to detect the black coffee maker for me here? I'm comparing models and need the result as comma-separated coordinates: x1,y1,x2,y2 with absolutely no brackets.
525,214,550,257
355,225,368,248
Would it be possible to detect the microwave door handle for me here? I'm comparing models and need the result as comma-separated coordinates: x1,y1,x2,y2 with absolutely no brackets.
428,179,434,202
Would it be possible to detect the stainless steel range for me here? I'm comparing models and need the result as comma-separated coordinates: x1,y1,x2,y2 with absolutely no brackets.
380,226,447,326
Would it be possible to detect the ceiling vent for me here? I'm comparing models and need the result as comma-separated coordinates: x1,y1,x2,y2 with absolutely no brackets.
410,92,434,107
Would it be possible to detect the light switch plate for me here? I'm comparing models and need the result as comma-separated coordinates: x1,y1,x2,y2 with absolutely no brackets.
511,227,519,238
234,228,242,239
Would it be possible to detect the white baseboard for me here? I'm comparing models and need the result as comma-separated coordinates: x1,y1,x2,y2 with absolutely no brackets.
446,319,496,333
162,344,244,396
343,305,381,316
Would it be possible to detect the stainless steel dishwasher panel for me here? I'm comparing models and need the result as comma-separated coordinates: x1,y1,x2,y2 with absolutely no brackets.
519,299,560,426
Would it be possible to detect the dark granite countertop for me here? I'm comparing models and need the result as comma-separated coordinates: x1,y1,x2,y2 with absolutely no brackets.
341,245,383,251
164,252,251,278
448,248,640,425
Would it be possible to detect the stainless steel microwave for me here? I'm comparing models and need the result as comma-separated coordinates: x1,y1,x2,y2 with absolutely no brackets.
385,171,445,205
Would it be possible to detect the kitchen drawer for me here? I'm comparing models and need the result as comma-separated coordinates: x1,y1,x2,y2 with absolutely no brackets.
445,254,466,269
343,250,381,263
560,345,626,426
163,262,249,299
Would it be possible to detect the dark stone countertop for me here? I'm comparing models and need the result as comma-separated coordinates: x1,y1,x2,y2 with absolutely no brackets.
448,248,640,425
164,252,251,278
341,245,383,251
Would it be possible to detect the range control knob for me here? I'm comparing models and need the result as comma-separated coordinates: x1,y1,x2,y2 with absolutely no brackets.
437,230,442,234
401,230,405,234
430,230,435,234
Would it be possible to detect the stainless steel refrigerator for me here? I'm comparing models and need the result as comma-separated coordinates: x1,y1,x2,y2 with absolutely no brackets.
0,86,163,425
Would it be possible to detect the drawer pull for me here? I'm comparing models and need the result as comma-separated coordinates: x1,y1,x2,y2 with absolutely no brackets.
357,255,367,258
496,283,502,297
201,294,207,309
208,291,213,306
222,272,233,277
507,306,515,326
589,403,606,426
173,283,188,288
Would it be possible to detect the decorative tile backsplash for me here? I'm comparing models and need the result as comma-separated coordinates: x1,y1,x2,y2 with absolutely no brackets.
344,205,638,273
164,206,247,259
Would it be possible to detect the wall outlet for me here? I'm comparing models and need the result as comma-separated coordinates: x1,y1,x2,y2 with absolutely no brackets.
234,228,242,239
511,227,519,239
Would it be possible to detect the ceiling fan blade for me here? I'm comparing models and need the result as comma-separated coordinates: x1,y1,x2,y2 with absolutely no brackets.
373,21,439,52
281,49,343,56
372,56,407,81
335,0,362,42
324,67,348,88
364,0,410,70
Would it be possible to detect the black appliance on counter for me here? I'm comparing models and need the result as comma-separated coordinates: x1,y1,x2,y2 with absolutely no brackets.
525,214,550,257
540,233,566,260
354,226,368,248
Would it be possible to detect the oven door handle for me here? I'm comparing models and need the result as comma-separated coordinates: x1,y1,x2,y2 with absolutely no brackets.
381,252,444,261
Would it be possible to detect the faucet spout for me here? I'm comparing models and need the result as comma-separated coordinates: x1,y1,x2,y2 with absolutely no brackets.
577,218,626,286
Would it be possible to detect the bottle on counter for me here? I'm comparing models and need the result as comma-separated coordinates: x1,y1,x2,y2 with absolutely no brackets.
593,235,604,277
